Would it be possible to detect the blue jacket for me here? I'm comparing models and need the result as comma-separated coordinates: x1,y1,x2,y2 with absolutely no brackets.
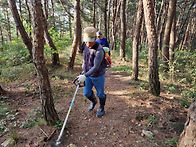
96,38,109,48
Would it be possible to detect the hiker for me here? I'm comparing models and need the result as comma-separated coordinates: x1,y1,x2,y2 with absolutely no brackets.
96,31,109,48
77,27,107,117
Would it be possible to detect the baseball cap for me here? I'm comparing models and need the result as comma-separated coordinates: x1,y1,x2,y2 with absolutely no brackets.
96,31,102,36
83,27,96,42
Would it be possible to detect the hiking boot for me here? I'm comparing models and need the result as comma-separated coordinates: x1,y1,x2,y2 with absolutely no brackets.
87,91,97,111
96,98,106,117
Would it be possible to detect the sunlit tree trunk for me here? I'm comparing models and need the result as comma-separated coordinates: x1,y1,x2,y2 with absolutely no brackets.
120,0,126,60
68,0,81,70
162,0,176,71
132,0,143,81
143,0,160,96
178,99,196,147
31,0,59,125
169,16,176,63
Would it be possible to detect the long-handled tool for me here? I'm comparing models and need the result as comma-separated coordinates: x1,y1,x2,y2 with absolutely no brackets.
52,77,82,147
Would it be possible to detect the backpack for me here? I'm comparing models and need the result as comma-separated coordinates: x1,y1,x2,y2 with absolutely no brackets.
82,42,112,68
103,47,112,68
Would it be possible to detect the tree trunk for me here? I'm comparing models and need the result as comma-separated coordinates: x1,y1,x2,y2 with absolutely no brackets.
169,16,176,63
68,8,72,38
42,14,60,65
178,99,196,147
0,26,4,43
93,0,96,28
107,0,111,43
68,0,81,70
157,0,168,50
51,0,56,28
25,0,32,37
143,0,160,96
5,8,12,42
120,0,126,60
111,0,117,50
104,0,108,39
132,0,143,81
8,0,33,57
30,0,59,125
162,0,177,71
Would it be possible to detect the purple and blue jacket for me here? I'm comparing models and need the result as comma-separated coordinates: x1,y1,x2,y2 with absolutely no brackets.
83,42,106,77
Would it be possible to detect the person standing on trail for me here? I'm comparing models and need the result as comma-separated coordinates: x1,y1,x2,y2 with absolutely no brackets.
96,31,109,48
77,27,107,117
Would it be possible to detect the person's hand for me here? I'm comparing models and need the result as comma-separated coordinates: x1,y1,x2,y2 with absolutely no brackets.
78,75,86,82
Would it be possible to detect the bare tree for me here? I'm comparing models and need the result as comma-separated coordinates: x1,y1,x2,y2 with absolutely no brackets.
68,0,81,70
30,0,59,125
142,0,160,96
132,0,143,81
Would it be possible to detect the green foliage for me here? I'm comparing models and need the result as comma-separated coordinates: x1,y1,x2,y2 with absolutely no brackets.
54,120,63,129
139,43,148,64
164,138,178,147
0,40,30,67
163,84,178,94
10,131,18,141
125,38,133,59
20,107,44,128
138,81,149,90
112,65,132,72
147,114,158,127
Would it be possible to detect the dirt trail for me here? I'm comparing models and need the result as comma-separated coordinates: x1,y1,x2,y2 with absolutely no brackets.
0,65,187,147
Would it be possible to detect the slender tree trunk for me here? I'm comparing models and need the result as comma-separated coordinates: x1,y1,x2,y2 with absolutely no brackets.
8,0,33,57
169,15,176,63
162,0,176,71
51,0,56,28
0,26,4,43
58,0,74,18
107,0,111,43
176,1,195,45
143,0,160,96
68,0,81,70
111,0,117,50
132,0,143,81
68,6,72,38
120,0,126,60
30,0,59,125
25,0,32,37
178,99,196,147
104,0,108,39
5,8,12,42
93,0,96,27
42,14,60,65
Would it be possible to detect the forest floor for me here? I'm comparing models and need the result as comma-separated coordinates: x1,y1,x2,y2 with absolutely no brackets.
0,60,188,147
